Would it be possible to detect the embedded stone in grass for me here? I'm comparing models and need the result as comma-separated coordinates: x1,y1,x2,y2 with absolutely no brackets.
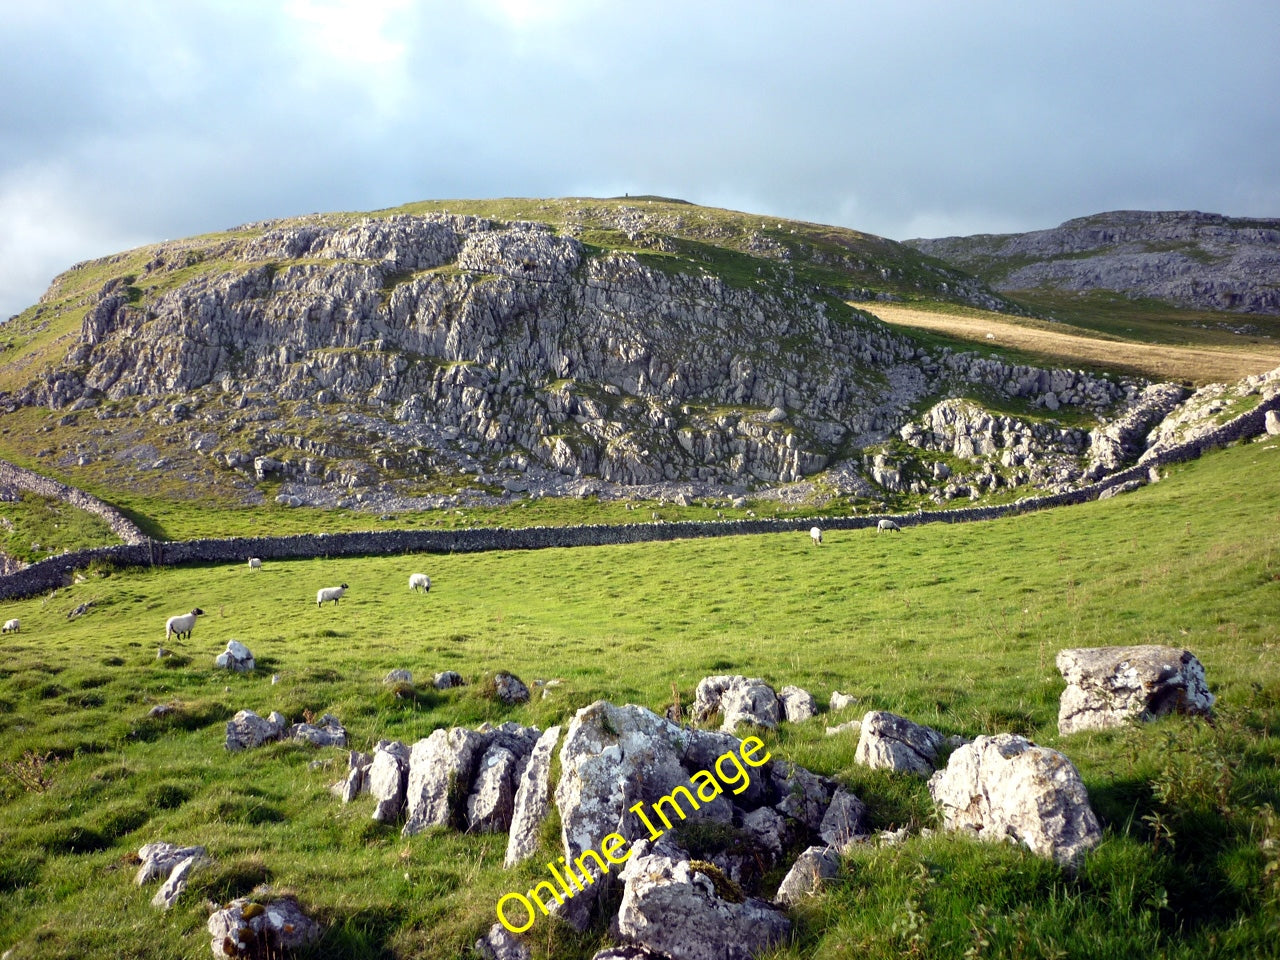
224,710,284,751
475,921,531,960
829,690,858,712
135,841,207,885
402,726,489,835
383,668,413,685
206,892,320,958
928,733,1102,868
288,713,347,748
483,670,530,705
690,675,781,732
151,853,201,910
368,740,410,823
504,724,561,868
214,640,255,673
433,670,464,689
1056,645,1215,735
854,711,946,776
817,787,870,851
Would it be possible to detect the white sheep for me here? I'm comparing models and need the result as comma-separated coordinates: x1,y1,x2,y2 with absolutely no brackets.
165,608,204,641
877,519,902,534
248,557,262,571
408,573,431,593
810,526,822,546
2,618,18,634
317,584,349,607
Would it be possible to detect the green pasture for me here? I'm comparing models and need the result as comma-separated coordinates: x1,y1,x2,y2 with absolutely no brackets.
0,436,1277,958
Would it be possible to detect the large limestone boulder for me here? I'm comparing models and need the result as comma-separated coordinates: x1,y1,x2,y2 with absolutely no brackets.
402,727,489,835
1056,645,1214,734
855,711,946,776
616,844,791,960
928,734,1102,867
504,725,561,868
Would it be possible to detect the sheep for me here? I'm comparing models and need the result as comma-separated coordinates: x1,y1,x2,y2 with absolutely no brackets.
248,557,262,571
317,584,349,607
409,573,431,593
2,618,18,634
165,608,204,641
810,526,823,546
877,518,902,534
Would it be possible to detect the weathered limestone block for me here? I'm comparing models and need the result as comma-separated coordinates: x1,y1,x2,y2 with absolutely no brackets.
928,733,1102,867
474,921,531,960
1056,645,1214,734
136,842,207,885
151,854,200,910
778,685,817,723
466,743,523,834
288,713,348,747
368,740,410,823
207,894,321,958
504,725,561,868
855,711,946,776
616,845,791,960
690,675,781,732
402,727,489,835
214,640,255,673
817,786,870,851
774,844,841,906
224,709,283,751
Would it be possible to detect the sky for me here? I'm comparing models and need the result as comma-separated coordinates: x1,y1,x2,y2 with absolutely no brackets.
1,0,1278,320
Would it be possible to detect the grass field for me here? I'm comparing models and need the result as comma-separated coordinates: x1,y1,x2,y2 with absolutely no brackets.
0,431,1277,959
868,302,1280,386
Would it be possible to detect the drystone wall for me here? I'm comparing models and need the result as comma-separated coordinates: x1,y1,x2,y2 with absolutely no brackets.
0,389,1275,605
0,458,149,544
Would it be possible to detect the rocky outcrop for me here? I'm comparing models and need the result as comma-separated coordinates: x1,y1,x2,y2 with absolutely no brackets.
928,734,1102,867
1141,366,1280,461
402,727,489,835
1056,646,1215,734
504,725,561,867
690,675,781,731
224,710,285,751
909,210,1280,314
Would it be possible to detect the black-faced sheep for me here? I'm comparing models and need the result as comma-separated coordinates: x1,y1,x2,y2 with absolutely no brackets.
408,573,431,593
2,618,18,634
317,584,349,607
165,608,203,641
877,519,902,534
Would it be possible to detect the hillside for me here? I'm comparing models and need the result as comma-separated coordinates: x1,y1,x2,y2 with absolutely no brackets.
907,210,1280,324
0,198,1277,554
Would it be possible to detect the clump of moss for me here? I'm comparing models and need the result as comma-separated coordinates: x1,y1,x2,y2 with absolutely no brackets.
688,859,743,903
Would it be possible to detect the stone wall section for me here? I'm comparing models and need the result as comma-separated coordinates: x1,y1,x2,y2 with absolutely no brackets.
0,388,1275,604
0,458,149,545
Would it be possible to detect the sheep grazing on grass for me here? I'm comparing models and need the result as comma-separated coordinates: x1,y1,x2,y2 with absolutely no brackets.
248,557,262,571
877,519,902,534
408,573,431,593
2,618,18,634
317,584,349,607
810,526,823,546
165,608,203,641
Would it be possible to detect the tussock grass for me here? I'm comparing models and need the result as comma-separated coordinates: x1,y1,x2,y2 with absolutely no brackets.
0,438,1277,957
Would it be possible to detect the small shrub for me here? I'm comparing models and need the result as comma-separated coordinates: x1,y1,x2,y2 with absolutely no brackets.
1,750,66,793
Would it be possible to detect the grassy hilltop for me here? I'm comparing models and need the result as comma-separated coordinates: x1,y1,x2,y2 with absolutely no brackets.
0,433,1277,959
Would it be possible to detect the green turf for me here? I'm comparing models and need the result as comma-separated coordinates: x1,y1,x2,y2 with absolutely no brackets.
0,435,1277,958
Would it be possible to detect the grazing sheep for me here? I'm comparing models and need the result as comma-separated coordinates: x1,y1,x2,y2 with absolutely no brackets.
877,519,902,534
317,584,349,607
248,557,262,571
2,618,18,634
165,608,204,641
409,573,431,593
810,526,823,546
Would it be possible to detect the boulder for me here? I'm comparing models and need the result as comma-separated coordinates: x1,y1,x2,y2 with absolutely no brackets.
855,711,946,776
690,675,781,732
207,893,321,958
928,734,1101,867
402,727,489,835
774,845,841,906
288,713,348,748
616,844,791,960
224,710,284,751
383,669,413,685
341,750,372,803
778,685,817,723
368,740,410,823
504,725,561,868
215,640,255,673
474,921,531,960
433,670,465,689
1056,645,1215,734
1266,409,1280,436
466,743,524,834
490,671,530,705
817,786,870,851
